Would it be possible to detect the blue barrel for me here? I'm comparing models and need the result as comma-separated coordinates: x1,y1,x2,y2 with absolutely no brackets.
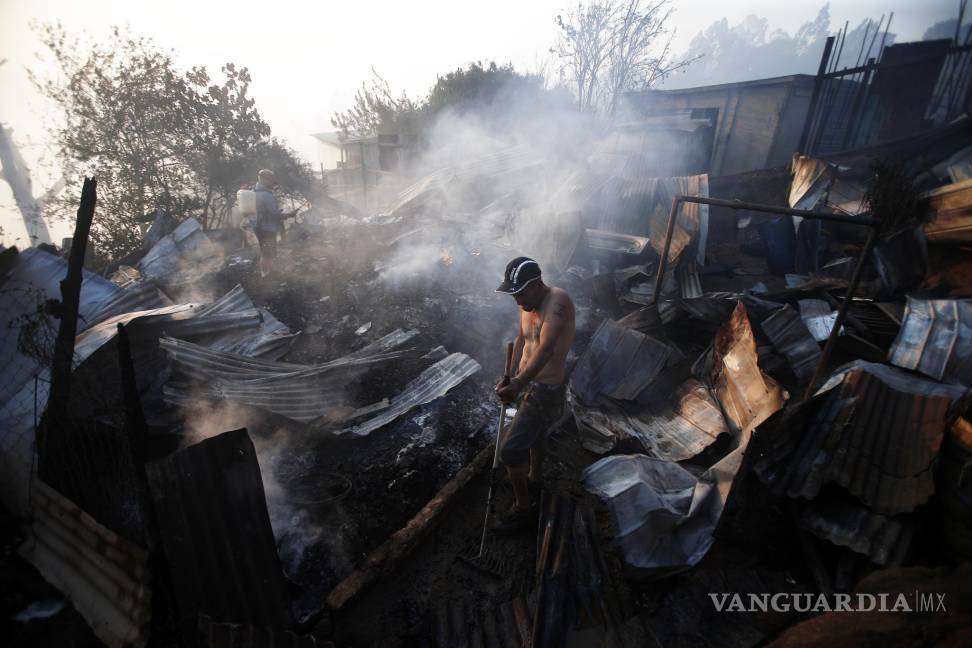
757,216,797,275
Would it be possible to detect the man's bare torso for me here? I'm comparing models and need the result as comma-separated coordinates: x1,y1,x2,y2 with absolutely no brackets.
518,287,575,385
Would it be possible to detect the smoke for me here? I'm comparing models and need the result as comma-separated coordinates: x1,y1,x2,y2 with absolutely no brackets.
253,428,356,581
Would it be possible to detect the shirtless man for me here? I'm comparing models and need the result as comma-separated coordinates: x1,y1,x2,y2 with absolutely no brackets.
494,256,575,531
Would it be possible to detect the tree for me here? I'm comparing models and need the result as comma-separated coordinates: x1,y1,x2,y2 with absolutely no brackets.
331,69,421,139
332,62,573,139
552,0,696,115
33,24,310,261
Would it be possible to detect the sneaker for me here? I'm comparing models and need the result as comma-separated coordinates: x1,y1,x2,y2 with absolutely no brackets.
493,506,538,534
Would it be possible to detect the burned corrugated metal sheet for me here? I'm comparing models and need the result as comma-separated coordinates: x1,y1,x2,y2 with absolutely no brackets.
710,302,787,434
789,155,834,210
137,218,224,283
572,379,728,461
799,499,912,567
388,145,542,217
340,352,481,437
760,304,822,384
20,479,151,648
676,257,703,299
0,247,166,515
584,229,650,255
755,361,970,515
888,298,972,386
146,428,290,629
192,285,296,360
570,319,677,405
798,299,841,342
161,329,418,425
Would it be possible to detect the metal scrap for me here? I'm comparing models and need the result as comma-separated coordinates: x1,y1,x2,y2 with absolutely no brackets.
570,319,678,405
888,297,972,386
760,304,822,384
756,361,970,516
572,379,727,462
161,329,419,425
710,302,788,434
339,352,481,437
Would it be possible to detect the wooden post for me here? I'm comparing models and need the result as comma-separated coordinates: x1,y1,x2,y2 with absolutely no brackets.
42,177,96,450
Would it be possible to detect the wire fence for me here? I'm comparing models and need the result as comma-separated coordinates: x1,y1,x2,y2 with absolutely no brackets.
2,283,148,544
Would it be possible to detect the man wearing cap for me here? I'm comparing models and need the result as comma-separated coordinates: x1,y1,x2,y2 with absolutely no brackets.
494,256,575,531
254,169,297,276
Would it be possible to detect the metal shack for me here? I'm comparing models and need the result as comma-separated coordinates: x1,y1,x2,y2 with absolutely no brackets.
624,74,816,176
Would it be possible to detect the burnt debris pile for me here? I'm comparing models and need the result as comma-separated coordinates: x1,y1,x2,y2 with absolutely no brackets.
4,108,972,646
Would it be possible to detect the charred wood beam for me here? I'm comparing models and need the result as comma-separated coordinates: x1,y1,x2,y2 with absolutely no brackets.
40,178,96,454
314,441,493,623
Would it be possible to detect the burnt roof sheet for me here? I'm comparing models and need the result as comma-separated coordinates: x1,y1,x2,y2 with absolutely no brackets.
888,298,972,386
572,379,728,461
340,352,480,437
146,429,290,628
800,498,912,567
570,319,677,405
161,329,419,425
756,361,970,515
760,304,822,384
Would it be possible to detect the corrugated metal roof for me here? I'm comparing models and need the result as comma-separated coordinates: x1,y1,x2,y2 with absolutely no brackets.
572,378,728,461
161,329,419,425
146,429,290,629
570,319,677,405
888,298,972,386
755,361,970,515
760,304,822,384
799,499,912,567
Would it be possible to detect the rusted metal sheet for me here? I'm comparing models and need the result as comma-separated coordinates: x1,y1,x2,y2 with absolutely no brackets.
799,499,912,567
572,379,728,462
923,174,972,245
789,154,834,210
756,361,970,515
146,428,290,629
570,319,677,405
888,297,972,386
20,479,151,648
760,304,822,384
710,302,787,434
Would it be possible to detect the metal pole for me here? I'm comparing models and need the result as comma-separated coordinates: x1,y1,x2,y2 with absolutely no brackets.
802,227,878,400
799,36,836,153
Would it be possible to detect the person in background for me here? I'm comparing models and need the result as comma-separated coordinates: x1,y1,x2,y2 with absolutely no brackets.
254,169,297,276
493,256,575,532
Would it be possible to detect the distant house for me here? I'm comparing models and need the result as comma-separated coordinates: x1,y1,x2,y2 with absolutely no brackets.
624,74,816,176
311,131,345,170
309,131,419,207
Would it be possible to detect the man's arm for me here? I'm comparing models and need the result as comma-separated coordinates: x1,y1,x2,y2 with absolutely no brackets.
511,294,570,386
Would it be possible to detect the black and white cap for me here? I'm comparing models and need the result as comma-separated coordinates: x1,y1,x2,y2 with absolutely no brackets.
495,256,542,294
